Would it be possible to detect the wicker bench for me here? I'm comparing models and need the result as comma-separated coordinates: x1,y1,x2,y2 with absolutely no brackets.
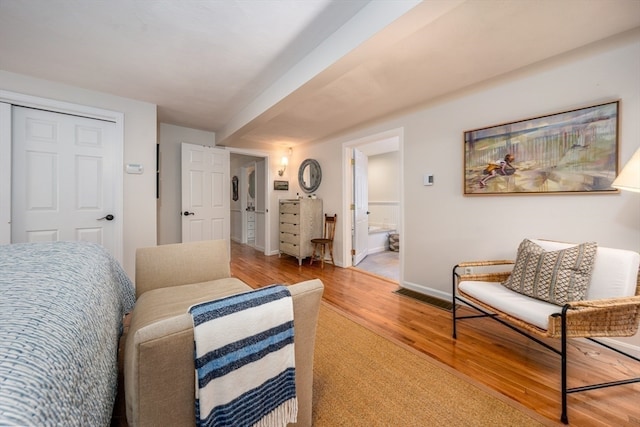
452,239,640,424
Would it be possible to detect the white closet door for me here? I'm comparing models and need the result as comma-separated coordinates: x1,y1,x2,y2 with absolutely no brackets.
0,103,11,244
11,106,119,252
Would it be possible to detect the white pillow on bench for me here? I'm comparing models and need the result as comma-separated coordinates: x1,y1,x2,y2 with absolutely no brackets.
531,239,639,300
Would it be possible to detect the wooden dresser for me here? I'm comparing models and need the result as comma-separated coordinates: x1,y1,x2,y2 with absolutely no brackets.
279,198,323,265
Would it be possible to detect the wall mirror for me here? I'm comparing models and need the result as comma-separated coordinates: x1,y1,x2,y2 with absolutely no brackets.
298,158,322,193
248,169,256,199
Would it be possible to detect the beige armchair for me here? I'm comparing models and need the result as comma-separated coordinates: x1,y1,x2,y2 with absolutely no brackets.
124,240,324,427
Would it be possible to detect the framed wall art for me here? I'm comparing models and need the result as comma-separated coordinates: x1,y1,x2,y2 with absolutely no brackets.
463,101,619,195
274,180,289,191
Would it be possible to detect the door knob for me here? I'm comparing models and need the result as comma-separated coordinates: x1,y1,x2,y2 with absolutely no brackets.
183,211,194,216
97,214,114,221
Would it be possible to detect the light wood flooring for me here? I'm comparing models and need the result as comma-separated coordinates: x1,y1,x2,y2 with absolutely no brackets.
231,242,640,427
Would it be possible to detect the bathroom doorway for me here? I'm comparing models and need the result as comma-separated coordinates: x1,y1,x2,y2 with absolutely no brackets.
342,128,403,283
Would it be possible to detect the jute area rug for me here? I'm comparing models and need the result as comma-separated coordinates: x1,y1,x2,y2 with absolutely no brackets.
311,303,552,426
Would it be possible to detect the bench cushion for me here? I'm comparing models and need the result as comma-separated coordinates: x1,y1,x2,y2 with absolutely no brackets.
459,280,561,330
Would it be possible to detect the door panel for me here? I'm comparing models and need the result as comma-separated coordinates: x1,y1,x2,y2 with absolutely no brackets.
181,143,230,243
0,103,11,244
11,106,118,251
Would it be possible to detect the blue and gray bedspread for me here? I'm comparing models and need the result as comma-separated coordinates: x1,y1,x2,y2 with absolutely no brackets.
0,241,135,426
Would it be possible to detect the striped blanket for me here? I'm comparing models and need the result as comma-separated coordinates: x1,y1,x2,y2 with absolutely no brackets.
188,285,298,427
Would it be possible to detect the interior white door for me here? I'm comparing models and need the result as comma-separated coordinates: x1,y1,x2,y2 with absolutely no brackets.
11,106,119,253
353,148,369,266
254,159,266,252
181,143,230,243
0,103,11,245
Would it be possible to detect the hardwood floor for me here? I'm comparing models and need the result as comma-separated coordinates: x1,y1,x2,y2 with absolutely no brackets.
231,242,640,427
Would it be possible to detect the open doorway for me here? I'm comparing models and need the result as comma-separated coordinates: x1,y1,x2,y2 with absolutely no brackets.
230,152,268,253
342,128,403,283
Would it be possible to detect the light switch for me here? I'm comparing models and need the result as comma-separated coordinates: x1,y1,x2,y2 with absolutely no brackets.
126,163,144,174
423,173,434,186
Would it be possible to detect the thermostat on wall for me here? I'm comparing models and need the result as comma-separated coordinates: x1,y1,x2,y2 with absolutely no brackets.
126,163,144,174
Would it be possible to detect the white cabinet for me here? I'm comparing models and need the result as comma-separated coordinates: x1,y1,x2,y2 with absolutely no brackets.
247,211,255,241
279,199,322,265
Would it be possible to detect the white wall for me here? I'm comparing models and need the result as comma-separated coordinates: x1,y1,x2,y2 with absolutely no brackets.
0,70,157,278
293,30,640,350
368,152,400,230
368,151,400,202
158,123,215,245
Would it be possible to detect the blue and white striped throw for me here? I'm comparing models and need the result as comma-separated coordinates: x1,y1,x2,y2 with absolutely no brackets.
188,285,298,427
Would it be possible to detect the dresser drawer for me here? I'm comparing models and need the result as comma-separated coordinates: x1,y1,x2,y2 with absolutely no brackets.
279,202,301,214
279,213,299,224
279,232,300,245
279,222,299,234
279,241,300,256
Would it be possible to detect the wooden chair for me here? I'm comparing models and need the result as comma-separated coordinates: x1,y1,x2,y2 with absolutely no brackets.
310,214,337,268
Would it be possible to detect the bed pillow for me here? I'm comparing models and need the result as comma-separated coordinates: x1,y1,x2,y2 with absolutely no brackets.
502,239,598,305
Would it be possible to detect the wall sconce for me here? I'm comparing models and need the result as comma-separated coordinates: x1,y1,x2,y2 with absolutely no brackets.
278,156,288,176
278,148,292,176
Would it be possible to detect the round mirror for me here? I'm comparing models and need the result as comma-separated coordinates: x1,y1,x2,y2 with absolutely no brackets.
298,158,322,193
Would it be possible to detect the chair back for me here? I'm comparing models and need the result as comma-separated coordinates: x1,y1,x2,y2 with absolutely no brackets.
323,214,337,241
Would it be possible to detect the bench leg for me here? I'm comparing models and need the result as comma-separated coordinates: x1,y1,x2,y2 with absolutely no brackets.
561,309,569,424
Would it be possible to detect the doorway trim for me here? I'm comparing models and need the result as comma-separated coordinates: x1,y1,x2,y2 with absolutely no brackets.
0,90,125,261
341,127,404,281
227,147,271,256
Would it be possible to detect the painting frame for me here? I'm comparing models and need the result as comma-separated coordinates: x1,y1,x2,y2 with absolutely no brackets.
274,180,289,191
463,101,619,196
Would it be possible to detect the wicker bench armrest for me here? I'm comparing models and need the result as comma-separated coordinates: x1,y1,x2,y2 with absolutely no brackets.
454,260,514,283
458,272,512,283
457,260,515,268
547,295,640,338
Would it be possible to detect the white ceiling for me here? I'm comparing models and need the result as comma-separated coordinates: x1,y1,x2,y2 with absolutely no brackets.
1,0,639,150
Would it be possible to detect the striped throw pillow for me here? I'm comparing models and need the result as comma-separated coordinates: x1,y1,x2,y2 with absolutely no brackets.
502,239,598,305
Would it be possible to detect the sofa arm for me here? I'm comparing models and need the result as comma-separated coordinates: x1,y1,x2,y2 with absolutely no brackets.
135,240,231,298
286,279,325,427
124,278,324,427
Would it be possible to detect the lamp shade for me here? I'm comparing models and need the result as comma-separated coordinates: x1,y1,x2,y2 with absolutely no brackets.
612,147,640,193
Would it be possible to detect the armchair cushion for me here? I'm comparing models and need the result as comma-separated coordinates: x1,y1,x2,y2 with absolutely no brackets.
501,239,598,305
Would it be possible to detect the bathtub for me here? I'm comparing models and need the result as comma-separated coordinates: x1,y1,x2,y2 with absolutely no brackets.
368,225,396,253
